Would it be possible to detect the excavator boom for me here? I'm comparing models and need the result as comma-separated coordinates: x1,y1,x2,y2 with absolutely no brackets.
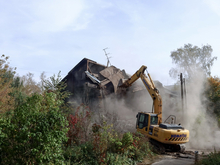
119,65,162,124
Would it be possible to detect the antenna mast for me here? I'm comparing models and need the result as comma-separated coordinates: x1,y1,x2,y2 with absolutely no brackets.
103,48,111,67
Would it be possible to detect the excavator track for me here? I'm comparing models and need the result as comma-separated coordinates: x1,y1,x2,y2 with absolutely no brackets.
149,138,185,154
149,139,165,154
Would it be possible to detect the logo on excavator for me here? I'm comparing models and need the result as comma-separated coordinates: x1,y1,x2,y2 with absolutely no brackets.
171,134,187,138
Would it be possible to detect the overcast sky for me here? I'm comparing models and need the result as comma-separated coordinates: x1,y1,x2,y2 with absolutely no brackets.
1,0,220,85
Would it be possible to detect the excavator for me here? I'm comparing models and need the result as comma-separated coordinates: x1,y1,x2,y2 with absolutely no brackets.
119,65,189,153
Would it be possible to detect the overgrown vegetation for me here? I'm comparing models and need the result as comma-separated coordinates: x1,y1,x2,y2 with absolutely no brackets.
0,93,68,164
65,121,154,164
0,55,155,164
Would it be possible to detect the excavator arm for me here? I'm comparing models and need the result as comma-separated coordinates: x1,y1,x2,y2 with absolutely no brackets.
119,65,162,124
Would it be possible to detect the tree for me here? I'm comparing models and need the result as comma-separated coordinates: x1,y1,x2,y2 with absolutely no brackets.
169,44,217,79
43,71,63,91
21,72,41,95
10,76,27,108
206,76,220,126
0,55,16,114
42,71,70,103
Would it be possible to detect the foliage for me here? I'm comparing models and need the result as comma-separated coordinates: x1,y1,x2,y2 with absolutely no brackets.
67,104,92,145
131,132,155,160
43,71,71,113
0,55,16,114
91,122,153,164
92,122,110,164
206,76,220,126
64,142,98,165
207,77,220,106
104,152,133,165
43,71,64,94
197,150,220,165
0,92,68,165
21,72,41,95
65,119,154,164
120,132,154,161
169,43,217,79
9,76,28,108
0,55,154,164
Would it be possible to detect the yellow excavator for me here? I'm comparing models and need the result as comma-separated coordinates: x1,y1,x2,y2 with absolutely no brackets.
119,65,189,153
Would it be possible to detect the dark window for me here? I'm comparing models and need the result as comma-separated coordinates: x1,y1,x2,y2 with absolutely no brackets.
144,115,149,131
145,115,149,126
150,116,158,125
139,114,145,122
138,114,145,129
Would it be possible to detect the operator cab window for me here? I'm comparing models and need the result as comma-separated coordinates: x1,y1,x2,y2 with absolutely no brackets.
150,115,158,125
137,113,149,129
138,113,145,129
144,114,149,131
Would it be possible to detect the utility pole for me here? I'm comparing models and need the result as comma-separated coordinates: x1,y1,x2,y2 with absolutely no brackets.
180,73,187,123
180,73,184,121
183,78,187,111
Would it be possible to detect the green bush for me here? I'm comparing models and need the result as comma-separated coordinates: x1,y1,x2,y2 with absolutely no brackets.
91,122,154,164
64,142,98,165
129,132,155,161
0,92,68,165
104,152,134,165
62,120,154,164
198,151,220,165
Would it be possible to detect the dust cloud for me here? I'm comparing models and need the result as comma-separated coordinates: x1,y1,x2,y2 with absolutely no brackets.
182,71,220,150
101,69,220,150
162,70,220,150
102,96,137,133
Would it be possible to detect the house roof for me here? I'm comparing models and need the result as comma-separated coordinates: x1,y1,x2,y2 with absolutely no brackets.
68,58,106,75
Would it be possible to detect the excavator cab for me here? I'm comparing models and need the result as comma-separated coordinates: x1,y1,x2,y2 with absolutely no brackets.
136,112,158,132
136,112,189,153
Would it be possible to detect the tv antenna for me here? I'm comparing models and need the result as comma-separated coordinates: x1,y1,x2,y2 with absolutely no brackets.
103,47,111,67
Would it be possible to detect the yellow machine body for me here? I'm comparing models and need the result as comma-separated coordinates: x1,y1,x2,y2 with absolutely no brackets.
136,112,189,145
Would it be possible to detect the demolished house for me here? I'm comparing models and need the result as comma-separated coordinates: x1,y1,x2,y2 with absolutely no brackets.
61,58,178,114
61,58,129,112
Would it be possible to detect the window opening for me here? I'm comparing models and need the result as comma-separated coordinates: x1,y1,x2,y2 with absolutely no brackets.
150,116,158,125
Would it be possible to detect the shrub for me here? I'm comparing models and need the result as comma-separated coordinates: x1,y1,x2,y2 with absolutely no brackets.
67,104,92,146
104,152,134,165
64,142,98,165
0,92,68,165
91,122,154,164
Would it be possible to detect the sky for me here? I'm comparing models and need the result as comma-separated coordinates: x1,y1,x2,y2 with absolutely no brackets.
1,0,220,85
